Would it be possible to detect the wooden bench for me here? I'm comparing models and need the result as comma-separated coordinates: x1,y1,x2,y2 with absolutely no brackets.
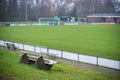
6,43,17,50
20,51,57,70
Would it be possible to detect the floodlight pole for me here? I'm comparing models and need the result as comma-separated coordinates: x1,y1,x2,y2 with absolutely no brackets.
92,0,95,15
25,0,28,24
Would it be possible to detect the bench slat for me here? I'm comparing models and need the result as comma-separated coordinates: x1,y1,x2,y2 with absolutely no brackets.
28,55,39,61
44,59,57,65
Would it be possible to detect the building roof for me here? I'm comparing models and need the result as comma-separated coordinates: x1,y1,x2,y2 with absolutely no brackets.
87,14,120,18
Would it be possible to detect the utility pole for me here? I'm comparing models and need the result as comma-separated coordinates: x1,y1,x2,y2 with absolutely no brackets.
92,0,95,15
25,0,28,24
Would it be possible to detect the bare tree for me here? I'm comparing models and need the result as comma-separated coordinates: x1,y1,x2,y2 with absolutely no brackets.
0,0,7,19
0,0,119,22
96,0,115,13
112,0,120,13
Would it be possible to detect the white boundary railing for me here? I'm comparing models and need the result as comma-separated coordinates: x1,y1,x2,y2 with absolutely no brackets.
0,40,120,70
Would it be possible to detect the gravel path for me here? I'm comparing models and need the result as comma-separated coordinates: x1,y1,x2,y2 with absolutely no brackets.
55,58,120,76
0,46,120,76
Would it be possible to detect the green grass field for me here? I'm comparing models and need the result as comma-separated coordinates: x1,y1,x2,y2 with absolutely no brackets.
0,49,120,80
0,24,120,60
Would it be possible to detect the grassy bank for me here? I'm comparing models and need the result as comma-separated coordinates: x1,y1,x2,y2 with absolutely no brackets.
0,24,120,60
0,49,120,80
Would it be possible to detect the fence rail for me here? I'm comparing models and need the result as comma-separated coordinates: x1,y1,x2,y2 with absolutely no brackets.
0,40,120,70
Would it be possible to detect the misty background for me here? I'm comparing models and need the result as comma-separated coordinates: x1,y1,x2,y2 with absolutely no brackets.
0,0,120,21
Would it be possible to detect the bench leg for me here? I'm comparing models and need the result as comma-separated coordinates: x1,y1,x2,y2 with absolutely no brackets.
45,64,53,70
13,47,16,50
13,45,17,50
7,46,11,50
35,56,52,70
20,53,29,64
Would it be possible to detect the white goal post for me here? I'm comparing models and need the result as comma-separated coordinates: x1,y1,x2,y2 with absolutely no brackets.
39,18,60,25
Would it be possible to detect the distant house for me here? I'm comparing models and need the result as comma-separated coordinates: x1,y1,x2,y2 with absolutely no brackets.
87,14,120,24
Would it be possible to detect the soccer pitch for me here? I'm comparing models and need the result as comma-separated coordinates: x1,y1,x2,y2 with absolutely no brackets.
0,24,120,60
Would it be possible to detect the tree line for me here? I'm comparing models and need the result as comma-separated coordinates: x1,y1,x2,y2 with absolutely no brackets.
0,0,120,21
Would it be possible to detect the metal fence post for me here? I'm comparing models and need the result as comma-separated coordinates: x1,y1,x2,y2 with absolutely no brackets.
39,47,41,53
119,61,120,70
13,41,15,46
78,53,79,62
97,56,98,66
61,50,63,58
47,48,49,56
34,46,36,52
47,48,49,53
23,43,24,51
3,40,5,47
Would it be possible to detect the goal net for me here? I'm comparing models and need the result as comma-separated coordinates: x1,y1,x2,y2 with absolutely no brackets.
78,18,87,24
39,18,59,25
